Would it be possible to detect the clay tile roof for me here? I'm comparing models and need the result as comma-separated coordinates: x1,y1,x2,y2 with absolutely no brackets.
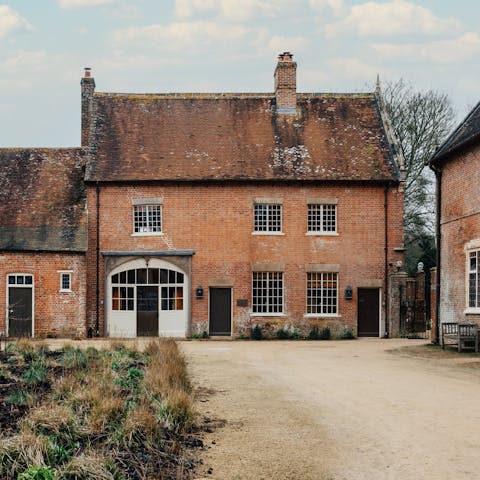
431,100,480,164
0,148,87,252
85,92,400,183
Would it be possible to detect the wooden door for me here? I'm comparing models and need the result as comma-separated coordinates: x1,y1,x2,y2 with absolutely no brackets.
137,286,158,336
209,288,232,336
8,287,32,337
357,288,380,337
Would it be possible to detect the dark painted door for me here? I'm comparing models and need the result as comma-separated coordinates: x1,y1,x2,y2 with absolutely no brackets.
8,287,32,337
137,286,158,336
358,288,380,337
209,288,231,336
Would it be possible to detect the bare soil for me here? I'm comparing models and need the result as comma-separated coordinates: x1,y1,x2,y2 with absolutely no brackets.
182,339,480,480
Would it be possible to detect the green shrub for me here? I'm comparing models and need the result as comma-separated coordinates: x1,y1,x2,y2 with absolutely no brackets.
7,390,34,407
308,326,320,340
18,465,56,480
340,329,355,340
23,363,48,385
250,325,263,340
291,331,301,339
276,329,290,339
320,327,331,340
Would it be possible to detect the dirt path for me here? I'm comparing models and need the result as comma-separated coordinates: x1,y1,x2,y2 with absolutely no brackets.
182,339,480,480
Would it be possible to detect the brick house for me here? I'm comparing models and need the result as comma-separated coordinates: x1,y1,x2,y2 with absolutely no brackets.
0,53,405,338
430,102,480,339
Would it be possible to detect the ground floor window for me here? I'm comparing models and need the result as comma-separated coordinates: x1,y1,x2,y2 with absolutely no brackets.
252,272,284,314
469,250,480,308
111,267,184,311
307,272,338,315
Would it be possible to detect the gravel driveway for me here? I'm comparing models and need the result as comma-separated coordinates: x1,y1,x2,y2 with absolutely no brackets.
183,339,480,480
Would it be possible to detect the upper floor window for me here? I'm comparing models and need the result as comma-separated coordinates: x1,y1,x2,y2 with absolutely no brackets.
307,204,337,233
133,204,162,234
468,250,480,309
59,271,73,292
254,204,282,233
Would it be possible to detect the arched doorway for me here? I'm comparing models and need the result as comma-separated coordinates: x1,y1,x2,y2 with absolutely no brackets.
106,258,188,337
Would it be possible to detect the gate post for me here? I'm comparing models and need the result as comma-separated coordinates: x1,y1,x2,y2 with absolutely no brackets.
389,270,408,337
430,267,437,343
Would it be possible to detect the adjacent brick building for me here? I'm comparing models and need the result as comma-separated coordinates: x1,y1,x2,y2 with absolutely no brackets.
1,53,405,338
430,102,480,341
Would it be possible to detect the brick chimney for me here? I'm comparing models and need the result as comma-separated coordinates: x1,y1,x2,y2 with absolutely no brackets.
274,52,297,114
81,67,95,147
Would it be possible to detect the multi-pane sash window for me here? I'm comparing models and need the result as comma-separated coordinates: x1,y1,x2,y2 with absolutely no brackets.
308,204,336,233
133,205,162,233
254,204,282,233
252,272,284,313
60,272,72,291
469,250,480,308
307,272,338,315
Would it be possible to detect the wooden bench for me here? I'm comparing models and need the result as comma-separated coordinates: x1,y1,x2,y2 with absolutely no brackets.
441,322,479,353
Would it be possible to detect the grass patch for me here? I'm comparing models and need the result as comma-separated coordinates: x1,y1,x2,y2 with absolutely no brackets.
0,338,201,479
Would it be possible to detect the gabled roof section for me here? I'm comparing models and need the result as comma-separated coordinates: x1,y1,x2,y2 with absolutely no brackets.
85,92,401,183
0,149,87,252
431,100,480,164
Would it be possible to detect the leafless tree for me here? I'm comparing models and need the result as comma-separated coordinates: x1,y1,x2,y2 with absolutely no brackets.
382,79,455,272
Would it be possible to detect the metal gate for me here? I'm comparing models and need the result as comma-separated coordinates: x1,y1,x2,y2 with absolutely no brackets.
399,274,429,339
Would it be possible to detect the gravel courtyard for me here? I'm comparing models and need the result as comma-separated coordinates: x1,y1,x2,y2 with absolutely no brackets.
183,339,480,480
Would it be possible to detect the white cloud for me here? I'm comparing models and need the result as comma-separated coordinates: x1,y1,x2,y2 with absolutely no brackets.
372,32,480,64
58,0,115,8
0,5,32,37
254,33,309,56
325,57,378,81
308,0,345,16
324,0,460,38
114,21,250,50
174,0,300,22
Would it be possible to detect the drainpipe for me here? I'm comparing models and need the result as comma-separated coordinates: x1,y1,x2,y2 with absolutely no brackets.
95,182,100,336
432,166,442,344
384,185,389,338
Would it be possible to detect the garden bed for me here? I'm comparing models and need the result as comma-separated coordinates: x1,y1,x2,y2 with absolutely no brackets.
0,338,204,479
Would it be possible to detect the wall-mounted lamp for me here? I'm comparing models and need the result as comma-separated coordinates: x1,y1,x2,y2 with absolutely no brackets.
196,285,204,299
344,286,353,300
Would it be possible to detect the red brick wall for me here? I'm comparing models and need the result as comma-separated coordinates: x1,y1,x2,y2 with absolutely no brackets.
440,143,480,326
86,182,404,337
0,252,86,337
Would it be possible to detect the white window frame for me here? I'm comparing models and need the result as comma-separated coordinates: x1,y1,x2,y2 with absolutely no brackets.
132,204,163,236
251,271,284,316
306,203,338,236
253,203,283,235
305,272,339,317
466,249,480,313
58,270,73,293
6,273,35,338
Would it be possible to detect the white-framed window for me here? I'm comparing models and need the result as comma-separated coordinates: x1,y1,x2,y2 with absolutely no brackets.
8,274,33,286
58,271,72,292
306,272,338,315
468,250,480,309
307,204,337,233
133,205,162,234
252,272,284,314
254,204,282,233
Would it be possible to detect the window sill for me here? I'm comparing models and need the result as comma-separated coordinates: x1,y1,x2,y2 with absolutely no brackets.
131,232,164,237
250,313,286,317
305,232,339,236
59,289,72,293
464,308,480,315
304,313,341,318
251,232,285,236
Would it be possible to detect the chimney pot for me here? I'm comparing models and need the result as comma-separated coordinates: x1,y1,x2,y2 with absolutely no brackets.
84,67,91,78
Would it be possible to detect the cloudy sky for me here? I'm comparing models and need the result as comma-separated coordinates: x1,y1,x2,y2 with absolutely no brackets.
1,0,479,147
